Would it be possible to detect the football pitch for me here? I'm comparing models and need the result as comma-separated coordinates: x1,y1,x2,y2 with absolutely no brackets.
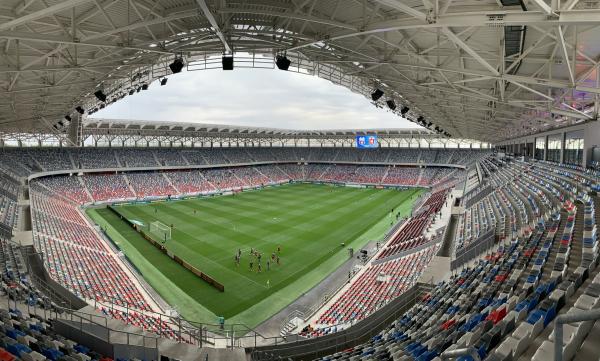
87,183,423,327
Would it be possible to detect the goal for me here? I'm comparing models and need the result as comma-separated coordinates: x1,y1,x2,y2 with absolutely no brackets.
149,221,171,242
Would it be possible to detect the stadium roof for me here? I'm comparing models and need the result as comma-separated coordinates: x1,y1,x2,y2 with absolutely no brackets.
1,0,599,142
85,118,436,137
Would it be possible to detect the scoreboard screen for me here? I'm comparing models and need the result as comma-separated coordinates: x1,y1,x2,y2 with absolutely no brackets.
356,135,378,149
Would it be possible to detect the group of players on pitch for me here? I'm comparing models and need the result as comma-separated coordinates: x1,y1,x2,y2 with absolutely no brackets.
234,245,281,273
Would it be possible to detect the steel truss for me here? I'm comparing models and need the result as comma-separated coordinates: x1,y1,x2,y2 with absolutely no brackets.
1,0,600,142
0,119,489,148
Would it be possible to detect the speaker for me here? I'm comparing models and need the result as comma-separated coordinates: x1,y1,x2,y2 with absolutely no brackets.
169,58,184,74
276,55,291,70
222,56,234,70
386,100,396,110
371,89,384,101
94,90,107,102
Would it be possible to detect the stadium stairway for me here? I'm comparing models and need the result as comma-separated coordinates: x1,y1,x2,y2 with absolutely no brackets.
120,174,137,198
76,178,94,203
438,214,458,258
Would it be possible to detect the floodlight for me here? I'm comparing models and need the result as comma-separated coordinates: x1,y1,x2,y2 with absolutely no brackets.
371,89,384,101
276,55,291,70
94,90,107,102
169,58,184,74
222,55,234,70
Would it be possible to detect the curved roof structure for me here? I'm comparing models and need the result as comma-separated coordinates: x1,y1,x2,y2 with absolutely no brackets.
84,118,435,136
1,0,599,142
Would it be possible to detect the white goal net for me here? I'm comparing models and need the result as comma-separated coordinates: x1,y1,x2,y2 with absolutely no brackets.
149,221,171,242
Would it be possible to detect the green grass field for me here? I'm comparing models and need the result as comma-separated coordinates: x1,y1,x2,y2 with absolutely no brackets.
87,183,422,327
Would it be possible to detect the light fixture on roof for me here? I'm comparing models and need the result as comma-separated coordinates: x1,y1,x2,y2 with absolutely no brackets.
129,89,135,95
75,106,85,115
371,89,384,101
141,83,149,90
386,100,396,111
160,78,168,86
400,106,410,116
222,55,234,70
94,90,107,102
275,55,291,71
169,58,184,74
64,115,72,122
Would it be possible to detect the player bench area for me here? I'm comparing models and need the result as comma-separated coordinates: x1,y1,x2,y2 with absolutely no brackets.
107,206,225,292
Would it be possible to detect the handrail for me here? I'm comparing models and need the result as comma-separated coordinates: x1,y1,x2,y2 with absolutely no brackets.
554,308,600,361
5,286,160,351
249,283,431,359
28,272,74,309
279,310,304,336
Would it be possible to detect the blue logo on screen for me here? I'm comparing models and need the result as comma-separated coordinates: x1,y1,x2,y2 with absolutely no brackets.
356,135,378,148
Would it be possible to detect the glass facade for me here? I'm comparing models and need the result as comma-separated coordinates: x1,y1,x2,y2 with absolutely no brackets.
535,137,545,160
564,130,584,166
547,134,562,163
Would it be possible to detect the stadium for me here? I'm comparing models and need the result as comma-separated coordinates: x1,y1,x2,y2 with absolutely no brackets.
0,1,600,361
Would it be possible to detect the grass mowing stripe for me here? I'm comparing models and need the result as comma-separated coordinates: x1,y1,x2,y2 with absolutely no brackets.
91,184,423,326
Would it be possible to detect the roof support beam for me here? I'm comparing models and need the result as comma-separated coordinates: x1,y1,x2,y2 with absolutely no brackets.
0,0,93,32
529,0,554,14
219,8,358,30
562,0,580,10
289,9,600,51
0,62,153,74
504,80,554,100
0,31,173,54
372,0,427,22
440,28,500,76
194,0,232,54
556,26,575,86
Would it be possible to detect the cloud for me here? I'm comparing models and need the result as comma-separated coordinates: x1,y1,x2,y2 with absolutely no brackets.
93,68,422,130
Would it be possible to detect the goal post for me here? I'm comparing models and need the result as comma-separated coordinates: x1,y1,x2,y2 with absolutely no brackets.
149,221,171,242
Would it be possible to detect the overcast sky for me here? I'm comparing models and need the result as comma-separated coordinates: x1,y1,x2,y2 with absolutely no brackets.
93,69,422,130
